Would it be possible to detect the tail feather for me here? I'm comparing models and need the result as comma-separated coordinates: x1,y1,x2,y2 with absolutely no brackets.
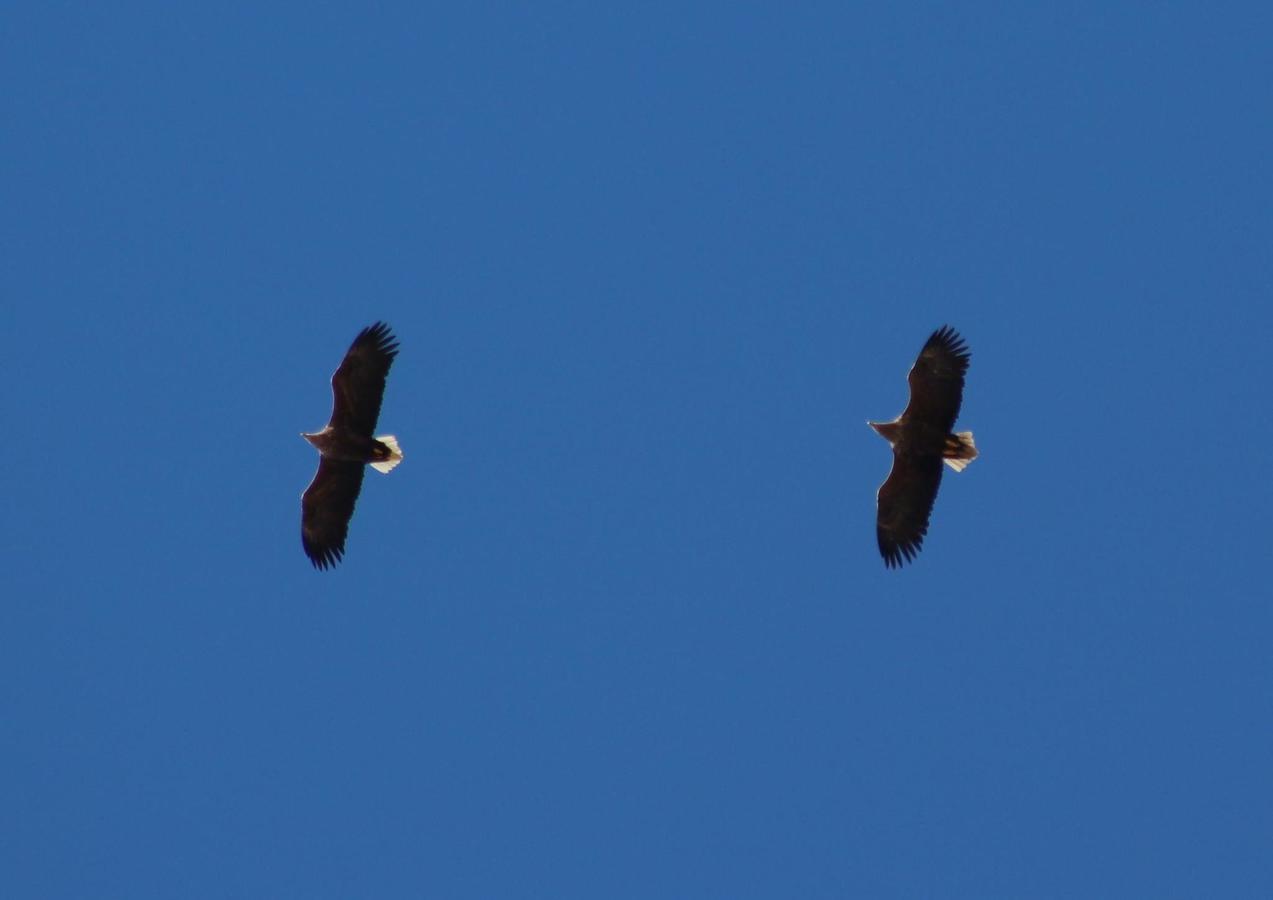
370,435,403,474
942,431,977,472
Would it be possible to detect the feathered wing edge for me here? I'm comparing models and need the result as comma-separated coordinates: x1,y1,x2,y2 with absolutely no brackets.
876,452,943,569
301,458,367,570
904,325,971,433
330,322,400,437
925,325,970,366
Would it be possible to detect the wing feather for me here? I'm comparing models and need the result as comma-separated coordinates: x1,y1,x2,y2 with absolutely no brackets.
876,451,943,569
903,325,970,433
301,458,367,570
330,322,399,437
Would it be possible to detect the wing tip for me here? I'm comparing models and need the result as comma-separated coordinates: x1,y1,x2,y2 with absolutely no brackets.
926,324,970,364
305,542,345,570
880,535,923,569
355,321,400,360
303,522,346,570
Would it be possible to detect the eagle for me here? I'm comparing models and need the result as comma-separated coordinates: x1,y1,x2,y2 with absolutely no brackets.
869,326,977,568
300,322,403,569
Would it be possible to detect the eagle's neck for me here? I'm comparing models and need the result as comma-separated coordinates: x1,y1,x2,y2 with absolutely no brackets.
301,428,333,452
869,420,902,445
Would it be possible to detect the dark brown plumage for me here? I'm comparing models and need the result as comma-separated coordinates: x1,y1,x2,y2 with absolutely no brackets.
869,326,977,568
301,322,403,570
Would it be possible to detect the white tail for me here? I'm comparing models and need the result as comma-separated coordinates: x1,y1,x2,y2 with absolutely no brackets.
370,435,403,474
942,431,977,472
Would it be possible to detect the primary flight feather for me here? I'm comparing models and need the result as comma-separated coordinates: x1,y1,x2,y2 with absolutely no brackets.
300,322,403,570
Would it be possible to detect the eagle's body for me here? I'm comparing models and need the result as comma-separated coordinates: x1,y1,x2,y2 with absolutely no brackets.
869,326,977,568
300,322,402,570
302,427,397,465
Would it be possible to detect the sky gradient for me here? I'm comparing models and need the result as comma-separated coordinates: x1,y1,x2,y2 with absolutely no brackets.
4,3,1272,897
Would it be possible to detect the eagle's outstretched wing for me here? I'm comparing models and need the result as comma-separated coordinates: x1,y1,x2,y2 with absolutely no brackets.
301,458,367,570
903,325,970,434
329,322,399,437
876,451,943,569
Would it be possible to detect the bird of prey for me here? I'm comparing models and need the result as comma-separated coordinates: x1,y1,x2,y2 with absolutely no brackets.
300,322,403,569
868,326,977,568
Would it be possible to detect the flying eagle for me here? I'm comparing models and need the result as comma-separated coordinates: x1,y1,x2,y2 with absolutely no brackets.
300,322,403,569
869,326,977,568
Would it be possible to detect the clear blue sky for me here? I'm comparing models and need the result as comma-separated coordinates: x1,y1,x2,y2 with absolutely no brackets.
4,3,1272,897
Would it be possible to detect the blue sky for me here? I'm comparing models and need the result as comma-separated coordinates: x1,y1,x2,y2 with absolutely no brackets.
4,3,1272,897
